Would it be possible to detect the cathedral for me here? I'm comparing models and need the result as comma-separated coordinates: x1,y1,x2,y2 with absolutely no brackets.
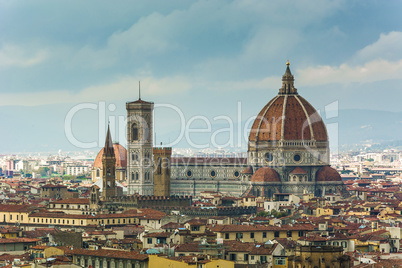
92,62,346,198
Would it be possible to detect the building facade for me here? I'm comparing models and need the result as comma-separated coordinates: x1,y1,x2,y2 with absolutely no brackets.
126,98,154,195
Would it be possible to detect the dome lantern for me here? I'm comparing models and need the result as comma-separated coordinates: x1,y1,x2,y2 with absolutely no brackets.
279,60,297,95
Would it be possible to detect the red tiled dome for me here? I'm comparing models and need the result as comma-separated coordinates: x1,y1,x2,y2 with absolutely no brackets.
290,167,307,175
249,95,327,142
316,166,342,182
93,143,127,168
251,167,280,183
249,63,327,142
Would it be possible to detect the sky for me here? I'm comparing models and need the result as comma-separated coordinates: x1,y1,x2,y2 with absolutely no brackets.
0,0,401,153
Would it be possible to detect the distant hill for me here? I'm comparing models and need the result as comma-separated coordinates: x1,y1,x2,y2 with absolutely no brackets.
0,105,400,153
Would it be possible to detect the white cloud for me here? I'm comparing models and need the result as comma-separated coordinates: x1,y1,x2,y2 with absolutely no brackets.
0,45,48,67
0,75,191,106
296,59,402,86
295,32,402,86
354,31,402,63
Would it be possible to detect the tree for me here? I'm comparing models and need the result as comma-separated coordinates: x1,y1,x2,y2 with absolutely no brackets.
256,211,269,217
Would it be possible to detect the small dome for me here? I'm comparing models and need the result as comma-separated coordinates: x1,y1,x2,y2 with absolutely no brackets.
93,143,127,168
290,167,307,175
251,167,280,183
241,166,253,174
316,166,342,182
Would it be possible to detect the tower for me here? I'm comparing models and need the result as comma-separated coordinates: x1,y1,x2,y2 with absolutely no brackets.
101,125,116,201
153,147,172,196
126,96,154,195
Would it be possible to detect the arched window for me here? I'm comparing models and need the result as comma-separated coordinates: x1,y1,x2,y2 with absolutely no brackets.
156,157,162,175
135,173,139,181
131,123,139,141
96,169,100,177
131,173,134,182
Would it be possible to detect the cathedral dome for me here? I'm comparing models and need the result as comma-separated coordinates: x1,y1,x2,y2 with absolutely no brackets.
316,166,342,182
250,167,280,182
93,142,127,168
249,62,327,142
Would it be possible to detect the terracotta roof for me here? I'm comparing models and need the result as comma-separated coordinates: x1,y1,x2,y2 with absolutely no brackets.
42,184,67,188
161,222,184,230
94,143,127,168
186,219,207,226
249,90,328,142
250,167,280,183
211,224,314,233
290,167,307,175
143,232,171,238
175,242,201,253
0,238,40,244
72,248,148,261
241,166,253,174
316,166,342,182
50,198,90,205
0,204,35,213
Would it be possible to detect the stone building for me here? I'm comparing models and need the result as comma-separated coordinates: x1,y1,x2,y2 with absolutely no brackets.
90,62,346,198
91,142,127,183
101,125,117,201
153,147,172,196
73,248,148,268
126,98,154,196
287,245,351,268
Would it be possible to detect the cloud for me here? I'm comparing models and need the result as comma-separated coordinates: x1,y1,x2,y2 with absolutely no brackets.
295,31,402,86
0,75,191,106
354,31,402,63
296,59,402,86
0,45,48,67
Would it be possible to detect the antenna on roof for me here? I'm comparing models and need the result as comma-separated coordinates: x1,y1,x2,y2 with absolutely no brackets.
139,81,141,100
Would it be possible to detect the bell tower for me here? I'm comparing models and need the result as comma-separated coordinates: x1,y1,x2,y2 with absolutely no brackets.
126,94,154,195
101,125,116,201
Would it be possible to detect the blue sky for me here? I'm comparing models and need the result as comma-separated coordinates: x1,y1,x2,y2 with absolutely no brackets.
0,0,401,153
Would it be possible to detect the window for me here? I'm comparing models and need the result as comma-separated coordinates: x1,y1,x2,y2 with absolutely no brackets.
260,256,267,263
186,170,192,177
264,152,274,162
287,231,292,238
210,170,216,178
157,158,162,175
251,256,254,260
244,254,249,261
131,123,139,141
275,257,286,265
236,233,243,239
147,238,153,244
293,153,301,162
274,231,280,238
263,232,267,238
250,232,254,239
299,231,304,237
225,233,229,239
229,254,237,261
